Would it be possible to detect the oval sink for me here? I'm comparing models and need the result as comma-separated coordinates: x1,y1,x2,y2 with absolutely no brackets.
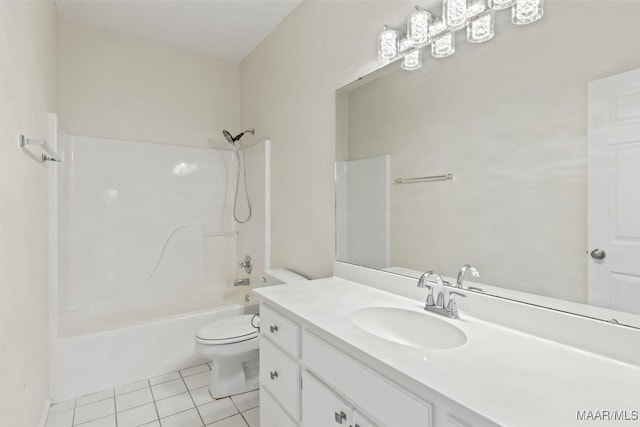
351,307,467,350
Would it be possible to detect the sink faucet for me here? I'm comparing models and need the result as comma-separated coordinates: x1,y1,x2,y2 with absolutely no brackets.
417,271,466,319
457,264,479,288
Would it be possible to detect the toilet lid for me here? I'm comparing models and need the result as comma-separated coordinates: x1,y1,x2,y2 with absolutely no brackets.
196,314,258,345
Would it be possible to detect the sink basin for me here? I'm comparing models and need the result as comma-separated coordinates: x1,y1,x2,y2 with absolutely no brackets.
351,307,467,350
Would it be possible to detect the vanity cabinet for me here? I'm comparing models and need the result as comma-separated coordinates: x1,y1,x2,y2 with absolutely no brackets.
259,302,486,427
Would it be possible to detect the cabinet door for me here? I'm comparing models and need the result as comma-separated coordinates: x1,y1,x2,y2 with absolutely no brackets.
353,411,377,427
260,337,300,420
302,371,352,427
261,387,298,427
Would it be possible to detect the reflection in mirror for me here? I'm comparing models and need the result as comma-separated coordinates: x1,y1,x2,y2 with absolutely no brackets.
335,1,640,328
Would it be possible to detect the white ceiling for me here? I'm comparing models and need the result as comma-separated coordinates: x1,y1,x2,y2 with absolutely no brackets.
55,0,303,62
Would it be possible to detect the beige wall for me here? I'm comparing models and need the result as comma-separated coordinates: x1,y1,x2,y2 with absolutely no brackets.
0,1,58,425
240,1,417,278
59,20,239,148
343,2,640,303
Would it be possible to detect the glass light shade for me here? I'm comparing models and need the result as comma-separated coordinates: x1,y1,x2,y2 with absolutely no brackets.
378,27,400,60
467,12,495,43
399,38,413,53
408,9,432,45
468,0,487,17
432,33,455,58
488,0,516,9
443,0,469,29
401,49,422,71
512,0,544,25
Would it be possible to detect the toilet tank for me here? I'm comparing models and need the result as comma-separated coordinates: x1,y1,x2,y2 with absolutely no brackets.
262,268,308,286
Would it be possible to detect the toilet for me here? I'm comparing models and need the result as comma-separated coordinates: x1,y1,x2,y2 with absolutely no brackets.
195,268,307,398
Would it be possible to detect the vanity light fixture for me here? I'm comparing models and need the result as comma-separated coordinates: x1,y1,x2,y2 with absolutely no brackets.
378,0,544,71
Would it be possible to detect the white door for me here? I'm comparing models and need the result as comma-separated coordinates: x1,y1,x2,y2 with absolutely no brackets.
588,68,640,314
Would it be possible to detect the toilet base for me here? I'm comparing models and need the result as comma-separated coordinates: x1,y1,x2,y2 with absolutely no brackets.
209,349,259,398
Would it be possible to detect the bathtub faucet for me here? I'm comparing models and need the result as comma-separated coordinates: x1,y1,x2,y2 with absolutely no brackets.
233,278,250,286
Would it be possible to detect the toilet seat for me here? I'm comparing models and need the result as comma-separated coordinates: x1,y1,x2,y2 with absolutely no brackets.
196,314,258,345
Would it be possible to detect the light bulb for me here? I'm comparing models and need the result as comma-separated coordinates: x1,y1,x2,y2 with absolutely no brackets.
443,0,469,29
378,26,400,61
401,49,422,71
408,8,433,45
468,12,495,43
512,0,544,25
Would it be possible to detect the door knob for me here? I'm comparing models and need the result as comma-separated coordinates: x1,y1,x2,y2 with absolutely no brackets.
590,248,606,260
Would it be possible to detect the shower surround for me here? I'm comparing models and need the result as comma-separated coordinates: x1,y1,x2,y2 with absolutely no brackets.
49,124,269,400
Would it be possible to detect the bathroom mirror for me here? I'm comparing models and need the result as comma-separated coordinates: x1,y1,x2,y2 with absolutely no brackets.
335,1,640,328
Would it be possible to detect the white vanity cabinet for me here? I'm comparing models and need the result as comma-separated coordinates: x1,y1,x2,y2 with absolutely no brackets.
259,302,488,427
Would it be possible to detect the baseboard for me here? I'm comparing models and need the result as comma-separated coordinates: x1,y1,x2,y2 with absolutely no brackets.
38,398,51,427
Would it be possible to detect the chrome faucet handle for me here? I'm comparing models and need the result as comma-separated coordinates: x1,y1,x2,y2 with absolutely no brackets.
446,290,467,319
435,290,445,309
417,271,442,308
423,284,435,307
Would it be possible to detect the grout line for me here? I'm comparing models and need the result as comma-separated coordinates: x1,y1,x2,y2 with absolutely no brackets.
113,389,118,427
204,412,245,426
179,371,206,427
73,413,114,427
148,379,162,427
114,382,149,397
71,398,77,426
237,411,251,427
75,393,115,408
229,398,251,427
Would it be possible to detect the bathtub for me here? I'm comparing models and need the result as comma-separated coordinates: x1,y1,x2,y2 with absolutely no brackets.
52,286,259,401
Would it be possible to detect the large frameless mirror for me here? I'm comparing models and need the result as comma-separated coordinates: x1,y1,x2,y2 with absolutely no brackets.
335,1,640,328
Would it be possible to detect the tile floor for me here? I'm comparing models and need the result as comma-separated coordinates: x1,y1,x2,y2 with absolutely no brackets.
46,363,259,427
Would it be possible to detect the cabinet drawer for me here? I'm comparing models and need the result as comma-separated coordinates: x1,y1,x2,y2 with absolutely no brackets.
260,387,298,427
260,337,300,420
261,304,300,357
303,331,432,427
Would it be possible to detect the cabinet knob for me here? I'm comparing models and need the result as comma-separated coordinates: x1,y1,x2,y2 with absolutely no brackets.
269,371,278,380
334,411,347,424
270,325,279,333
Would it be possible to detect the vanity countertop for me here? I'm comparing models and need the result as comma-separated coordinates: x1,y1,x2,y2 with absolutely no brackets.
254,277,640,427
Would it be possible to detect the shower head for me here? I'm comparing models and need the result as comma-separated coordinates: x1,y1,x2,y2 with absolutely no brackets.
222,129,255,145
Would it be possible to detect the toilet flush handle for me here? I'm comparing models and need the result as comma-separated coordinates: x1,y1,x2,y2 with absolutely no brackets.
270,325,279,333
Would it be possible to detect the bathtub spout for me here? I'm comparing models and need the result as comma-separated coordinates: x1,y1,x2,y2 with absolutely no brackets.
233,278,250,286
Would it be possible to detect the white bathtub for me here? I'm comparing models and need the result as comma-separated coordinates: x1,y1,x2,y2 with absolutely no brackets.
52,294,259,401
